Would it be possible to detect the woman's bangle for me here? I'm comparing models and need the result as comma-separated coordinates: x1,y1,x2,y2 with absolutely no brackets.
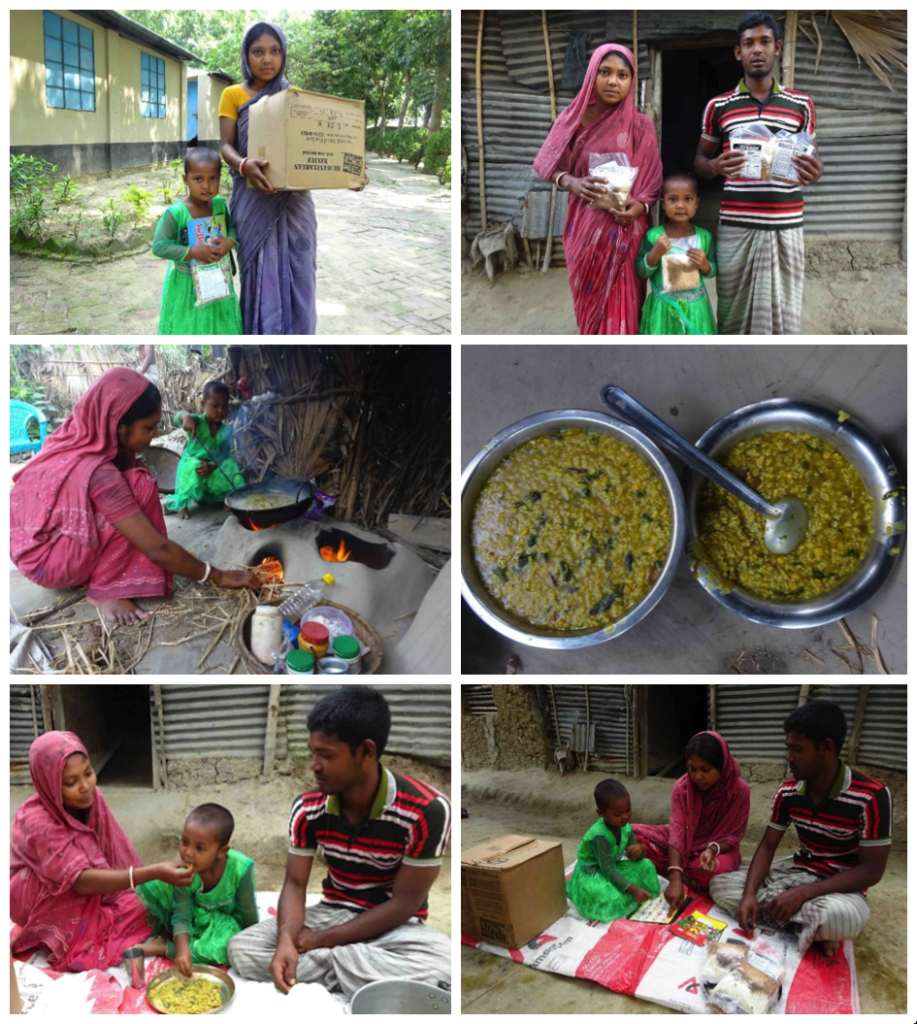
239,158,248,177
199,562,213,584
556,172,569,191
667,865,683,874
708,843,721,856
129,865,135,890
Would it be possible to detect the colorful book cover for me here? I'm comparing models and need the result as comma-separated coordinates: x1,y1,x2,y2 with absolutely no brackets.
628,894,691,925
187,214,227,268
668,909,727,946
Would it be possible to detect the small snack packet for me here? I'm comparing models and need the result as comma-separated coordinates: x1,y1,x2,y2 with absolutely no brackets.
588,153,639,211
707,953,786,1014
700,939,749,987
192,259,232,307
728,124,777,180
770,130,816,184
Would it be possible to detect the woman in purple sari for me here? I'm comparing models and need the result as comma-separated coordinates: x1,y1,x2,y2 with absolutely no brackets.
219,22,366,334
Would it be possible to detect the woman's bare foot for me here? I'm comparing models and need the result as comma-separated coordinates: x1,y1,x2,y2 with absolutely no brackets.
177,507,190,520
818,939,840,958
137,936,168,957
88,597,149,625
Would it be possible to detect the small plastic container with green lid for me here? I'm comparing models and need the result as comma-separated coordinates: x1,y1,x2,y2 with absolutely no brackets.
286,649,315,675
332,635,362,674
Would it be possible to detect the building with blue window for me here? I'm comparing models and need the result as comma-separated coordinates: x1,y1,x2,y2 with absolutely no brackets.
10,9,203,175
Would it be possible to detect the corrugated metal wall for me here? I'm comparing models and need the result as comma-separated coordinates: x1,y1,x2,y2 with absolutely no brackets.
538,685,632,773
11,684,45,770
463,10,905,243
152,686,284,760
281,685,451,764
713,684,906,770
464,685,499,716
792,14,906,240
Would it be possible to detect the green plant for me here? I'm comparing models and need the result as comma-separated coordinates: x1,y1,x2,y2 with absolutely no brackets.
10,154,58,239
160,176,174,205
423,127,450,181
52,175,83,207
442,156,451,188
101,198,126,241
121,185,156,224
170,157,185,174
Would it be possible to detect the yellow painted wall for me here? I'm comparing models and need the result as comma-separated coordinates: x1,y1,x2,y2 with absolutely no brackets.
10,9,184,147
191,72,231,142
10,9,110,146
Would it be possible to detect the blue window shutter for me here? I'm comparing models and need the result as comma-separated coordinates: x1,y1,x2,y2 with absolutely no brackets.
44,11,62,38
62,19,78,44
79,24,92,48
63,41,78,68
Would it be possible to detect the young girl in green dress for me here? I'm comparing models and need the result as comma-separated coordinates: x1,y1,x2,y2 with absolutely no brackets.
567,778,660,922
637,173,718,335
153,148,243,336
165,380,246,519
134,803,258,974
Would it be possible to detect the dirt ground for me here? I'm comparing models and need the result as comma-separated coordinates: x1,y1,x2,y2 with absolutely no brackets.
9,752,451,936
460,769,906,1015
460,254,907,335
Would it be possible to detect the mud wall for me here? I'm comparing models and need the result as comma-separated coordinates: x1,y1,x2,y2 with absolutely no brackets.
461,685,553,771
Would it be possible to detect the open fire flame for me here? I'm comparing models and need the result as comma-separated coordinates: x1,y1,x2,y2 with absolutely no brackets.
320,538,351,563
245,517,269,532
256,557,285,602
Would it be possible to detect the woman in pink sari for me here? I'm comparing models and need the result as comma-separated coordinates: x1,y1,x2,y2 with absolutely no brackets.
632,732,750,911
9,368,258,626
534,43,663,335
10,732,193,971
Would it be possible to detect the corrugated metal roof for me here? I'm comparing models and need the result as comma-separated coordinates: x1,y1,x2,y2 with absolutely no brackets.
152,686,283,761
11,685,45,779
281,685,451,764
857,684,906,771
464,685,498,716
713,685,801,760
538,685,632,773
500,11,607,95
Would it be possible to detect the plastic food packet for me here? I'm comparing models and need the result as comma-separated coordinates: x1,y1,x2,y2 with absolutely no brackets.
588,153,639,211
191,259,232,307
706,953,786,1014
700,939,749,987
728,123,777,180
661,252,700,293
770,130,816,184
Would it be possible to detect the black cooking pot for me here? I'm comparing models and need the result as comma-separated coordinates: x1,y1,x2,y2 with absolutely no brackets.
225,478,315,530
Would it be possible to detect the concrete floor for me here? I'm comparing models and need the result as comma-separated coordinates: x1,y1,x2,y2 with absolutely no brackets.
461,344,907,674
460,769,906,1015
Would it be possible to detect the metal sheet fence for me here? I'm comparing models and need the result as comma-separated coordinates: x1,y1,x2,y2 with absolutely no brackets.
538,685,632,773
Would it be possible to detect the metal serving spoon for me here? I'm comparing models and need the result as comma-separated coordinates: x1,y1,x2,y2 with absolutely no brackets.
600,384,808,555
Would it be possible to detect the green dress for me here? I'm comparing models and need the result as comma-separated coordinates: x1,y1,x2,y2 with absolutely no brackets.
135,849,258,965
153,196,243,336
165,411,246,513
566,820,660,923
636,225,718,335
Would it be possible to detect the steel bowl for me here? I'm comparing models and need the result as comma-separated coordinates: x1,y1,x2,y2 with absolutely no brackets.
461,409,686,648
350,979,451,1014
685,398,905,628
146,965,235,1014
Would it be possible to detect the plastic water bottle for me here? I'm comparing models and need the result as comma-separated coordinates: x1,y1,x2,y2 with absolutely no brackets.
278,573,335,621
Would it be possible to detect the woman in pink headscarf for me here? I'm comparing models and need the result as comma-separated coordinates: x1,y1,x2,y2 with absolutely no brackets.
10,732,194,972
9,367,259,626
534,43,663,335
632,732,750,911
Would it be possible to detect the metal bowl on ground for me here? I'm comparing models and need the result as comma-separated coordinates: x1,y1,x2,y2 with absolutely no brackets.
350,979,451,1014
146,965,234,1014
461,409,686,649
225,478,315,530
685,398,905,628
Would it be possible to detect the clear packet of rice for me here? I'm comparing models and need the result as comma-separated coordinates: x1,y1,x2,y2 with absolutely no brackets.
192,258,232,308
700,939,749,987
728,124,777,180
770,130,816,184
706,952,786,1014
588,152,639,211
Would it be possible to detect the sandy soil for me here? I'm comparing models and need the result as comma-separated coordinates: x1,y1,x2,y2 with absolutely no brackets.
460,774,906,1014
461,259,907,335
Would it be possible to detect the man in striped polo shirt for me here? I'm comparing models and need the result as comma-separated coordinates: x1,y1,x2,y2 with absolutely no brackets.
695,12,824,334
228,685,451,998
710,700,892,957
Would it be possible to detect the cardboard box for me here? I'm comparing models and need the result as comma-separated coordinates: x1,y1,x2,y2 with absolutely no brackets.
247,87,365,191
461,835,567,949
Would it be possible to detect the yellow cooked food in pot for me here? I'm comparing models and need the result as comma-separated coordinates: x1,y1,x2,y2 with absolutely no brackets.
234,493,292,511
694,431,874,600
472,429,671,629
150,975,223,1014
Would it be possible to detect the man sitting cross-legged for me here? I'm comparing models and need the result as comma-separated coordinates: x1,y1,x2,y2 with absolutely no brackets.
709,699,891,957
228,685,451,998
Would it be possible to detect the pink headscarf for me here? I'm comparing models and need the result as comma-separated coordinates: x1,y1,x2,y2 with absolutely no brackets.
534,43,661,208
668,731,750,860
10,731,143,898
10,368,154,564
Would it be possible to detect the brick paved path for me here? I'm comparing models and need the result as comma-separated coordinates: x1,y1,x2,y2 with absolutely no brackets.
10,157,451,335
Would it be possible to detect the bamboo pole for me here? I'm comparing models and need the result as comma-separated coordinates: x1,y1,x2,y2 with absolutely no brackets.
263,683,282,775
633,11,638,98
541,10,558,273
476,10,487,228
783,10,799,89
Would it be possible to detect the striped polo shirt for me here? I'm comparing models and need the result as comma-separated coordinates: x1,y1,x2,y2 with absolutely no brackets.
288,765,451,920
702,78,817,231
768,761,892,883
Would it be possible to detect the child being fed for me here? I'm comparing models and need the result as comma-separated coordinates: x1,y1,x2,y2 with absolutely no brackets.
134,803,258,974
566,778,660,922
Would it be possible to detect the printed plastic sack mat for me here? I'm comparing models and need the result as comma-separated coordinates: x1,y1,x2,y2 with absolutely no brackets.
11,893,346,1015
462,864,859,1014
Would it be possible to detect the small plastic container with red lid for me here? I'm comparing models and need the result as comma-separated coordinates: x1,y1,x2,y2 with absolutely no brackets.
299,621,330,659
